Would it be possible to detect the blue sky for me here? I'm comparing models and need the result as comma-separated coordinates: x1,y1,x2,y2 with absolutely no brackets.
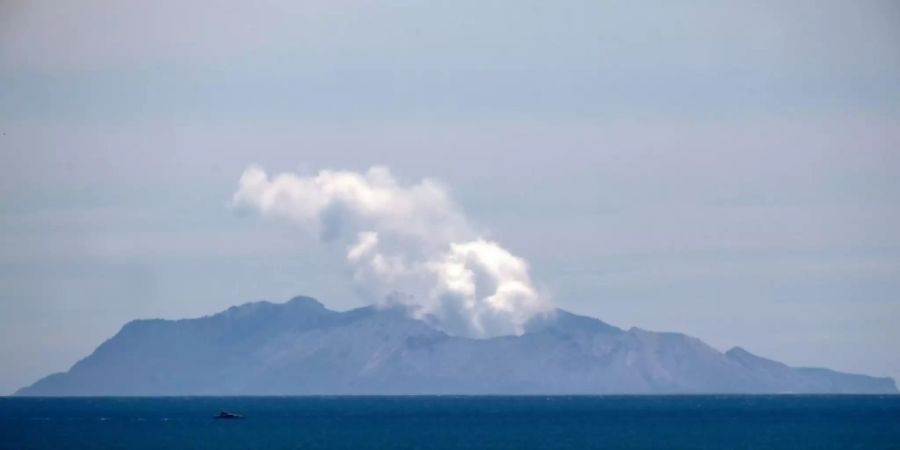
1,0,899,394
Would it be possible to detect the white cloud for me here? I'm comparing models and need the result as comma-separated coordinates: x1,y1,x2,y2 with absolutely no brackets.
232,165,552,337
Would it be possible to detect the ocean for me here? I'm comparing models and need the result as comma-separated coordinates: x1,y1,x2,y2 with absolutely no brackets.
1,396,898,449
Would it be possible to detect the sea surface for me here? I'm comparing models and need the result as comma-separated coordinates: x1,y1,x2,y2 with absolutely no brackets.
1,396,898,449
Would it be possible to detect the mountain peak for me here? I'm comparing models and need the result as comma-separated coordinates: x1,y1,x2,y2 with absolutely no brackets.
286,295,325,308
524,308,620,335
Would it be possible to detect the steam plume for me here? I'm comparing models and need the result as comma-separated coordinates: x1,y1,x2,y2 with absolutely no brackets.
231,165,552,338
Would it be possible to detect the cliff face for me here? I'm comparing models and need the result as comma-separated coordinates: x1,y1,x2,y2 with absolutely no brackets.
16,296,898,395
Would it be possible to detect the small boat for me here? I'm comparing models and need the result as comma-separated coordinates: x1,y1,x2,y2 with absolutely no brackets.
213,411,244,419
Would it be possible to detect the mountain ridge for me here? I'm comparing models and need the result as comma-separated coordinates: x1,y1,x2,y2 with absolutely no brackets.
16,296,897,395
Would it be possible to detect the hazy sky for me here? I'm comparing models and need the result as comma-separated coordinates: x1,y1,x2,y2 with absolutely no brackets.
1,0,899,394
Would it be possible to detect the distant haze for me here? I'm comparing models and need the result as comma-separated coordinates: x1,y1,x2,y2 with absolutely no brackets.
1,0,899,395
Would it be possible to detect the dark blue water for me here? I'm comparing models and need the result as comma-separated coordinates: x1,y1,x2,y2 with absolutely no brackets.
2,396,899,449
